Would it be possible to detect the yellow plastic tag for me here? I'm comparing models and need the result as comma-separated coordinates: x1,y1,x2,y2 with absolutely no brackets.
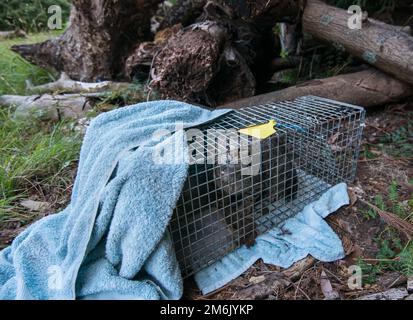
238,119,277,140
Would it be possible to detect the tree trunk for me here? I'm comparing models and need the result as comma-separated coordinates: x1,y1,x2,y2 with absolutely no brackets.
221,69,413,109
149,0,302,106
303,0,413,86
11,0,161,82
150,19,256,106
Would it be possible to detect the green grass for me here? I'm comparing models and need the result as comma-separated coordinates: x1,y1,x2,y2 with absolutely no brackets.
0,0,70,32
0,32,60,95
0,108,81,223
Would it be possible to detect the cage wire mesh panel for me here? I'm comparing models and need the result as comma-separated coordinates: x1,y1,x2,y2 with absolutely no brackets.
169,96,365,277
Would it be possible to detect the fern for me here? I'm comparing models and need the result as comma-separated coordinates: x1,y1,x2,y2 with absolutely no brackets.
389,181,399,203
374,194,386,211
398,242,413,276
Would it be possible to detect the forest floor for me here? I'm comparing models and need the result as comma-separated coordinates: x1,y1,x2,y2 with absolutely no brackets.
0,34,412,300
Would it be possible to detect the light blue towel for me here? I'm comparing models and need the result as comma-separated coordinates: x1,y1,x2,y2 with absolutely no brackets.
0,100,230,300
195,183,349,295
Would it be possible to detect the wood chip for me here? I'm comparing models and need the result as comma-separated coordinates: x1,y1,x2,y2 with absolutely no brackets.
234,272,288,300
249,275,266,285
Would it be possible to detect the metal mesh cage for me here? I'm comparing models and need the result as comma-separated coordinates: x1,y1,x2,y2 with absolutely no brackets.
169,96,365,277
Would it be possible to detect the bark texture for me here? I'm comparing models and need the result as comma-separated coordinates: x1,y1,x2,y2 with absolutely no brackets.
12,0,162,81
149,0,302,106
303,0,413,86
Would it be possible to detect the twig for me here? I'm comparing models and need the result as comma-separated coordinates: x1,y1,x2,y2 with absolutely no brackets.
362,258,400,262
323,267,344,284
358,157,413,163
293,264,316,300
290,280,312,300
358,198,413,240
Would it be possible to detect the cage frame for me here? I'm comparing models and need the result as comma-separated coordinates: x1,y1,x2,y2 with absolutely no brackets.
169,96,366,277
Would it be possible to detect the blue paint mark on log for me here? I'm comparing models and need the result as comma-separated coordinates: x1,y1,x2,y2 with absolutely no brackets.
362,51,378,64
320,15,333,26
377,35,386,46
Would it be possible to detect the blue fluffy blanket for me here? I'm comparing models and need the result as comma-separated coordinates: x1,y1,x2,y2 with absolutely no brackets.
0,101,229,300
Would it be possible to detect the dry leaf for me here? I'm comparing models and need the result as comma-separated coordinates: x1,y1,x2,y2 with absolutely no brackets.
249,275,266,284
20,199,50,212
320,270,340,300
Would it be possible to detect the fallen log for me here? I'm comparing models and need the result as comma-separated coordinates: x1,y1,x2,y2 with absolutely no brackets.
150,11,258,105
356,288,409,300
221,69,413,109
0,29,27,41
8,0,303,105
11,0,162,81
150,0,302,106
0,93,101,121
26,73,130,94
303,0,413,86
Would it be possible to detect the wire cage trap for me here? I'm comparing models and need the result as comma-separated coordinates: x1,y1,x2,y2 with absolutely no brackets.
169,96,365,277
